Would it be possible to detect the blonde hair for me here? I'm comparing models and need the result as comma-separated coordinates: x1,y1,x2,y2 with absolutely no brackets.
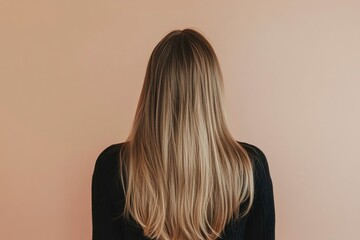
119,29,254,240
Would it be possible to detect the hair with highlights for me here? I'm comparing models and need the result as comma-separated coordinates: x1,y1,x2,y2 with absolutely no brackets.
119,29,254,240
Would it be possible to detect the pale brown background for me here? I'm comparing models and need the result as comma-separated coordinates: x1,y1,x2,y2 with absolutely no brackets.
1,1,359,239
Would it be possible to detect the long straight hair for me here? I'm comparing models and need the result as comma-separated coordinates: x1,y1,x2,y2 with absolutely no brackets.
119,29,254,240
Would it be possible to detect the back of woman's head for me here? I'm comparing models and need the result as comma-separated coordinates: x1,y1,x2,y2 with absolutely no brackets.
120,29,254,240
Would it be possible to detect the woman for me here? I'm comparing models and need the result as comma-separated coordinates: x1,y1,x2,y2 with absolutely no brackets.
92,29,275,240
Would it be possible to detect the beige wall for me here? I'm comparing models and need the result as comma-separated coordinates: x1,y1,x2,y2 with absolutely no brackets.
1,1,359,239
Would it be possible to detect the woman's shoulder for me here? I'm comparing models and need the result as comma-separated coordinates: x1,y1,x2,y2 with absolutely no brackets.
92,142,128,198
93,142,127,178
237,141,266,161
236,141,272,184
97,142,126,157
236,141,276,237
96,141,127,160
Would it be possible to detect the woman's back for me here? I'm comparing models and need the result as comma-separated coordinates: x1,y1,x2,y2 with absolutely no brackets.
91,29,275,240
92,141,275,239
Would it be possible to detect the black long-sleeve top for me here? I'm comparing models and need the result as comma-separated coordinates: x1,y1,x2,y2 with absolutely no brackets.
91,141,275,239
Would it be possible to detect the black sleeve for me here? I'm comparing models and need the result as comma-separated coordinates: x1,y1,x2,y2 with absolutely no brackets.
244,145,276,239
91,145,124,240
